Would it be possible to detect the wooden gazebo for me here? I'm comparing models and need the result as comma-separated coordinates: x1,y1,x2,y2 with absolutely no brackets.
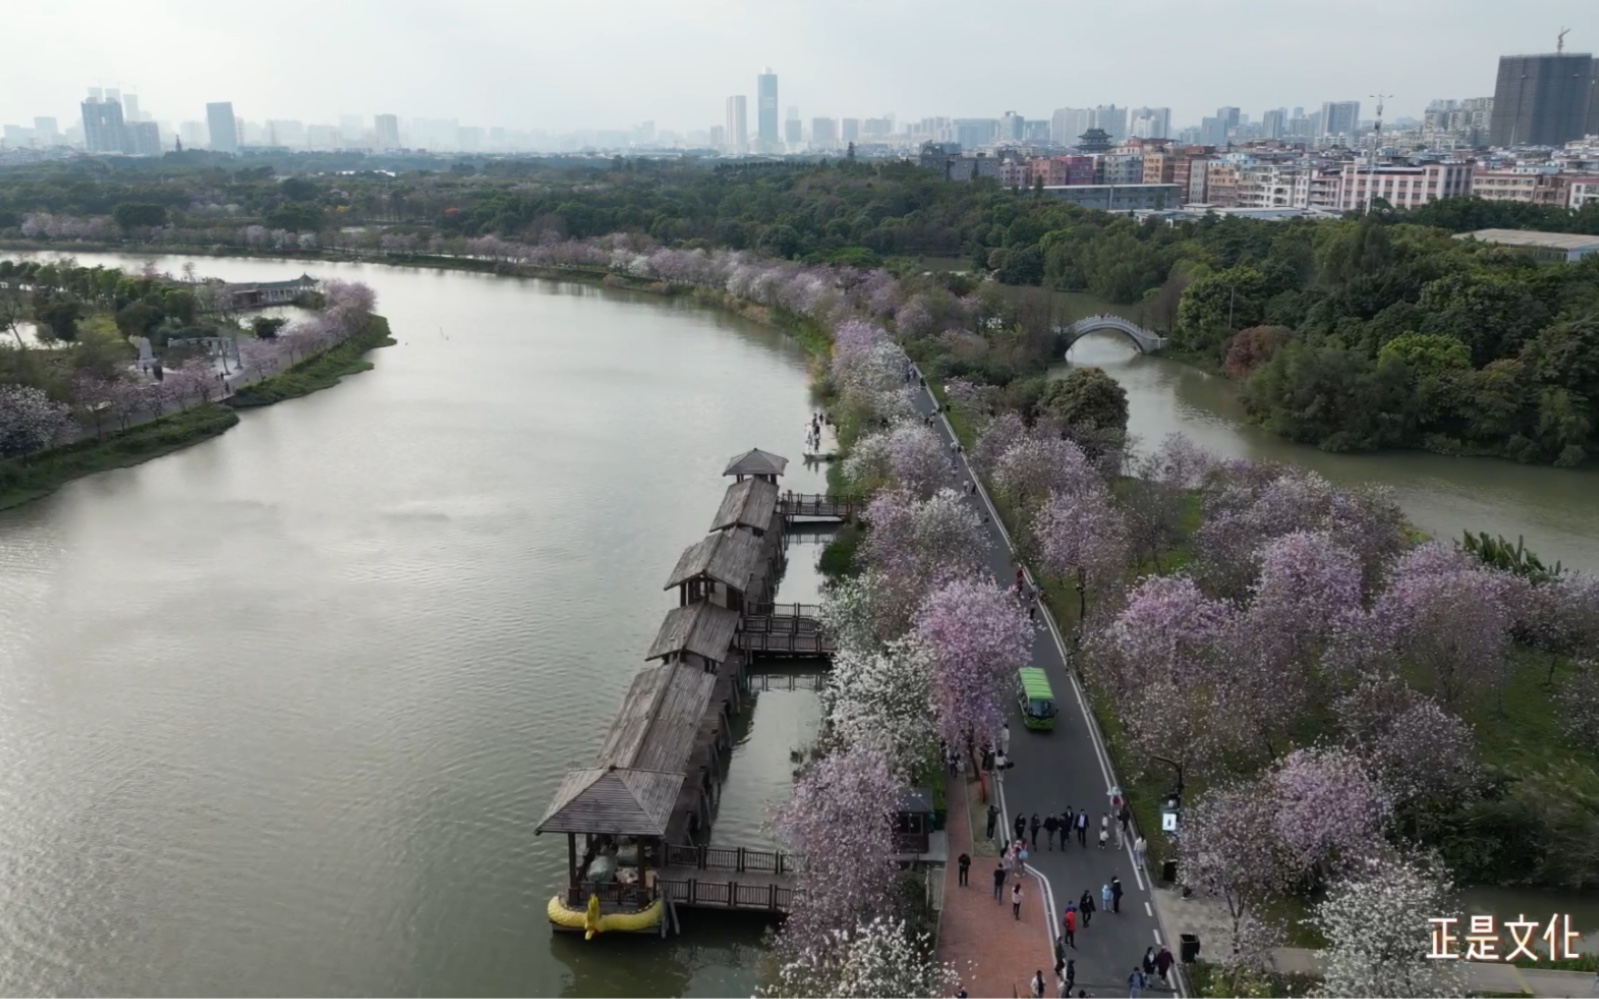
709,477,780,536
723,448,789,484
664,530,762,611
646,602,742,672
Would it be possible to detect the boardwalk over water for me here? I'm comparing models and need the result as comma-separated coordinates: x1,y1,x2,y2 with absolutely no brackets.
537,450,859,927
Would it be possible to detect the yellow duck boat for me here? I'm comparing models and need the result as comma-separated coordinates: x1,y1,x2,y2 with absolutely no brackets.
548,893,664,938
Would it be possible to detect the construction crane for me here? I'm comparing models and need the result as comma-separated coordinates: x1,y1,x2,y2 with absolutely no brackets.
1558,27,1569,53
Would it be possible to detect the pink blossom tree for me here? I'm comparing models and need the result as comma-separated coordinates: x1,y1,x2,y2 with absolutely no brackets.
1373,560,1516,709
914,576,1034,746
971,411,1028,476
845,421,949,500
1311,852,1467,999
1335,676,1478,807
859,488,988,637
1179,783,1287,971
1241,531,1364,688
0,383,72,457
1267,747,1389,879
1034,487,1129,621
824,638,939,780
991,434,1096,514
772,745,904,952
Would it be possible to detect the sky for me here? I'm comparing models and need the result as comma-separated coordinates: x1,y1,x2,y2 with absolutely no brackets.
4,0,1596,135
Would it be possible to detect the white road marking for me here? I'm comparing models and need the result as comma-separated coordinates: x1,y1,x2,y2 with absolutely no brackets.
1146,901,1154,917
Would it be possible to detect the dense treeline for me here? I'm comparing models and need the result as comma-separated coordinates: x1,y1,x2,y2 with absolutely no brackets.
5,154,1599,465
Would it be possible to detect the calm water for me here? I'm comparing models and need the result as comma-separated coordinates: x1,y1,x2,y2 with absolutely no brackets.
0,254,832,996
1058,335,1599,573
2,258,1595,996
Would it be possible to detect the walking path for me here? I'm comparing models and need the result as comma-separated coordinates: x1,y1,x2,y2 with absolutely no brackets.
1152,888,1599,998
904,371,1182,998
937,773,1056,998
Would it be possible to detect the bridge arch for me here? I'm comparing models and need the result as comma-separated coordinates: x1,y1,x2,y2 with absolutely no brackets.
1055,315,1167,355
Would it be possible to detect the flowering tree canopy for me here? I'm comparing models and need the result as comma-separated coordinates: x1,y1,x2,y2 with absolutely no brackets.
845,421,949,500
1179,783,1288,969
914,576,1034,745
0,383,73,458
1373,560,1515,707
1334,676,1478,805
991,434,1096,512
1035,487,1130,594
1267,747,1389,877
825,638,939,779
859,488,988,637
1243,530,1364,673
1310,853,1466,999
773,745,904,951
766,915,958,999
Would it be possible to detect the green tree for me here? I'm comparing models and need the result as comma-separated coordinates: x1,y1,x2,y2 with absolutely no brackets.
111,202,169,228
34,300,82,342
1040,366,1129,434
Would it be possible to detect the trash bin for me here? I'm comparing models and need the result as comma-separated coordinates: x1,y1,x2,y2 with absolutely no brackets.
1180,933,1201,964
1161,860,1178,884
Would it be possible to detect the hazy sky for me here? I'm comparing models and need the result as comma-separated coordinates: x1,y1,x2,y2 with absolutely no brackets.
5,0,1596,133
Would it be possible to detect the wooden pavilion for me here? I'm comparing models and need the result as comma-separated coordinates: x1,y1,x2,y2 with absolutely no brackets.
723,448,789,484
665,530,763,611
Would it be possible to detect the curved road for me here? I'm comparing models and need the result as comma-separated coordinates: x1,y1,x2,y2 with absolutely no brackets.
908,372,1186,997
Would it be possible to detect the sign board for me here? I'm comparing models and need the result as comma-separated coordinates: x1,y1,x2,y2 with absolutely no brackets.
1162,811,1179,833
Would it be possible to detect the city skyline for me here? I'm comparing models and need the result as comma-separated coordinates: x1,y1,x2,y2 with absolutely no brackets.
4,0,1598,138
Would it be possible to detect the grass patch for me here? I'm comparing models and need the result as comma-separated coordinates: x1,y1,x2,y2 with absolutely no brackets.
0,403,240,511
1186,961,1320,998
229,315,395,407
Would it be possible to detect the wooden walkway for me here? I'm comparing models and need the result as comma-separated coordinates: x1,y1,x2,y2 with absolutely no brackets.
735,611,833,656
778,492,860,522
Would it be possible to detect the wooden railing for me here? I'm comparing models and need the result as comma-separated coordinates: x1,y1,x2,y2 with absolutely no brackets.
735,632,834,655
747,672,827,692
665,843,804,875
564,880,655,910
779,493,861,520
743,604,823,626
657,878,801,913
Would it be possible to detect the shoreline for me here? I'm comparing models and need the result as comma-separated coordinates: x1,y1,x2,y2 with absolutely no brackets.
0,315,394,513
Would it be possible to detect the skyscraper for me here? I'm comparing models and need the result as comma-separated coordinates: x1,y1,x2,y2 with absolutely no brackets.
33,117,59,143
375,113,401,150
1319,101,1361,140
128,121,162,156
122,94,142,122
784,110,802,148
1050,108,1092,146
1093,105,1128,141
811,117,839,149
1130,107,1171,139
81,92,127,153
1217,106,1241,136
206,101,239,152
757,69,779,153
1489,51,1597,146
1000,111,1025,142
1262,108,1287,140
725,95,748,154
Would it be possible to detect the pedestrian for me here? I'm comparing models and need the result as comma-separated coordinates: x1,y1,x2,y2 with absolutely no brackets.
1128,966,1145,998
1012,881,1023,920
1062,806,1074,842
1015,566,1026,595
1030,813,1042,850
1031,969,1046,998
1098,815,1109,849
1119,803,1132,840
1065,959,1076,995
1111,876,1123,913
1029,603,1037,622
1101,882,1113,911
1044,813,1059,850
1079,889,1095,928
1076,810,1089,847
1133,834,1147,870
957,988,969,999
1061,905,1077,949
987,803,999,841
1142,947,1157,977
1155,946,1174,987
1000,722,1011,757
958,852,970,887
1015,812,1027,844
993,863,1006,902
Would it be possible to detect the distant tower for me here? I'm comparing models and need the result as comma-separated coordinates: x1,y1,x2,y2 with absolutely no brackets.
757,69,779,153
206,101,239,152
725,95,748,154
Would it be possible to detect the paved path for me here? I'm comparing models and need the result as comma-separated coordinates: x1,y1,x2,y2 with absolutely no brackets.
905,372,1183,998
937,773,1056,998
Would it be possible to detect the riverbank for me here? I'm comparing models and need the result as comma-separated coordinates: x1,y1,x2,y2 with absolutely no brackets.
0,403,239,512
228,315,395,407
0,313,392,513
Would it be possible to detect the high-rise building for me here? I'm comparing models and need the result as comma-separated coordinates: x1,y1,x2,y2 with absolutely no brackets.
1262,108,1287,140
1489,52,1596,147
128,120,162,156
1051,107,1092,146
708,124,726,150
1093,105,1128,141
81,93,128,153
1199,116,1225,147
179,121,207,149
206,101,238,152
375,113,401,149
33,117,59,143
1319,101,1361,140
784,115,802,147
1130,107,1171,139
122,94,142,122
757,69,779,153
725,95,748,153
842,118,861,143
1217,106,1241,136
1000,111,1025,142
811,117,839,149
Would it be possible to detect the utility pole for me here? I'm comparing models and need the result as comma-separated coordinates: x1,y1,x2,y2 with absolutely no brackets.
1366,93,1393,215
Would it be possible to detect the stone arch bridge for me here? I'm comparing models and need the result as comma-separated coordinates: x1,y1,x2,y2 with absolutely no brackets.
1054,315,1168,354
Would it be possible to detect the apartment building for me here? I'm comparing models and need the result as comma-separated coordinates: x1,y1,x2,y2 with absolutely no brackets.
1569,178,1599,209
1205,162,1242,206
1336,162,1474,211
1472,169,1569,205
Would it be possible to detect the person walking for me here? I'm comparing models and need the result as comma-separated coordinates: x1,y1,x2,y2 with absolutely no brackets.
1015,811,1027,844
992,863,1006,902
1015,566,1026,595
1128,967,1146,998
1031,969,1046,999
1011,880,1024,920
1079,889,1095,928
1000,722,1011,757
1061,905,1077,949
987,803,999,841
958,852,970,887
1142,947,1157,978
1133,834,1147,870
1101,882,1113,912
1044,813,1059,850
1076,810,1089,847
1098,814,1109,849
1062,807,1074,844
1064,960,1076,997
1155,946,1174,988
1118,803,1133,842
1030,813,1042,850
1111,876,1124,913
